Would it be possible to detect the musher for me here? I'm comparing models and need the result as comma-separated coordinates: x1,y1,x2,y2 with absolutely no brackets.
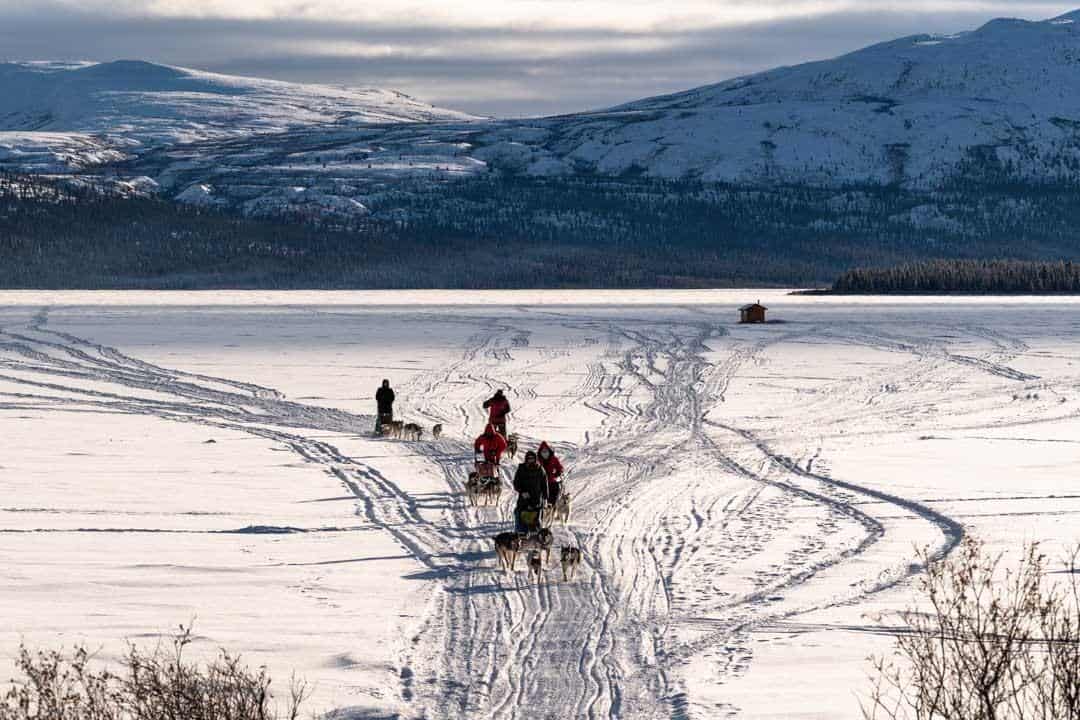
474,423,509,479
375,379,395,434
482,389,512,437
513,450,548,533
537,441,564,508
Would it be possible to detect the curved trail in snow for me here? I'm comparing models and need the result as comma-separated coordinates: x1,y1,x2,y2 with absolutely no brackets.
383,312,968,719
0,306,1004,719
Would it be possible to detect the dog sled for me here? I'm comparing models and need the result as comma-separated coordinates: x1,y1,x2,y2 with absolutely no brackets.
466,458,502,507
475,458,499,481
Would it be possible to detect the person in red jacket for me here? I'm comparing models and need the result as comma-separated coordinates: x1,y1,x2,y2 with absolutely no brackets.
474,423,508,466
537,441,565,507
482,389,511,437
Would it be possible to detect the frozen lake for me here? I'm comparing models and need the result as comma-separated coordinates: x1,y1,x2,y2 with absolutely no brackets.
1,290,1078,719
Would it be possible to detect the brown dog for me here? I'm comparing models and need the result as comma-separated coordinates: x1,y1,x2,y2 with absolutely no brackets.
493,532,522,572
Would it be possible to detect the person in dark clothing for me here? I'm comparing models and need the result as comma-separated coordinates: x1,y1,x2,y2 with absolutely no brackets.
482,389,512,437
513,450,548,533
474,423,508,465
375,379,395,434
537,441,564,507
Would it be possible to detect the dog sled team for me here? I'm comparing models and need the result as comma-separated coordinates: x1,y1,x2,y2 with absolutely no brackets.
375,381,581,582
472,391,580,583
374,379,442,441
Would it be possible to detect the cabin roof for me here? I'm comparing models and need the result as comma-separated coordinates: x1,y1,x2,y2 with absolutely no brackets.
740,303,767,311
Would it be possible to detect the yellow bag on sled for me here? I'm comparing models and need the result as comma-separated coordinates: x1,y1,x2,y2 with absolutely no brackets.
519,509,540,531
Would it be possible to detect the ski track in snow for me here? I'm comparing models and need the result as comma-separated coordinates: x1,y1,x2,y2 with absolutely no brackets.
7,305,1052,719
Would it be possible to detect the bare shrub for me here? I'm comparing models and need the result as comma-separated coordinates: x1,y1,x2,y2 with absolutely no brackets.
864,536,1080,719
0,625,307,720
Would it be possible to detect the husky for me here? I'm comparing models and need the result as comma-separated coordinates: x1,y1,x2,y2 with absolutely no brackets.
386,420,404,439
403,422,423,441
552,492,571,525
528,551,545,583
560,546,582,582
521,527,554,563
493,532,522,572
465,472,483,506
479,476,502,506
432,423,443,439
506,433,519,460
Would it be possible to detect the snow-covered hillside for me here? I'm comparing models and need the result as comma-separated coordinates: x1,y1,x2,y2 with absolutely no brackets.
125,9,1080,217
6,11,1080,218
549,9,1080,185
0,60,477,137
0,60,476,173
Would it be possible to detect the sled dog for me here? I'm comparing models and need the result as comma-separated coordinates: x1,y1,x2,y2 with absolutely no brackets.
403,422,423,441
432,423,443,439
493,532,523,572
552,492,571,525
479,476,502,505
465,472,483,506
386,420,404,439
521,527,554,563
560,546,582,582
506,433,519,460
528,551,545,583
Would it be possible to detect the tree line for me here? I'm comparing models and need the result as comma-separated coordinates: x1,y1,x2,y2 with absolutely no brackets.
832,259,1080,294
6,172,1080,288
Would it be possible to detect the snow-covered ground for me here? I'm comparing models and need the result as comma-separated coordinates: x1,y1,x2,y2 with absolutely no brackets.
2,290,1078,718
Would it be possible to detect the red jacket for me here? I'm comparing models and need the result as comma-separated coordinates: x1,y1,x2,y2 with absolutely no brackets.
538,442,563,484
474,424,508,463
483,394,511,423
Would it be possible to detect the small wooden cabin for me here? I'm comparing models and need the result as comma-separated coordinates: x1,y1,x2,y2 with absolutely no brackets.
739,302,767,324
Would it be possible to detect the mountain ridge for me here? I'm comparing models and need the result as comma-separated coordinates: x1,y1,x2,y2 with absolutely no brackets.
7,14,1080,287
4,11,1080,218
0,59,476,150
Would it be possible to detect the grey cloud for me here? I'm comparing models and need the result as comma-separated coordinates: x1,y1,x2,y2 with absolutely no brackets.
0,4,1076,116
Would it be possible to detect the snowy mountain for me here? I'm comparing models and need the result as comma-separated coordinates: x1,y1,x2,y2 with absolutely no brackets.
132,9,1080,217
0,60,476,173
6,11,1080,219
0,60,477,136
542,10,1080,185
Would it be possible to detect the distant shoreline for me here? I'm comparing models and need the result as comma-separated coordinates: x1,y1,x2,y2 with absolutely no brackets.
792,289,1080,296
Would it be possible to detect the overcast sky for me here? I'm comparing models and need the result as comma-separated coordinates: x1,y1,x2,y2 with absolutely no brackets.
1,1,1076,116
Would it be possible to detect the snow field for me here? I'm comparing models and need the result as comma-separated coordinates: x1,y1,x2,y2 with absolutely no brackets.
1,294,1079,718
